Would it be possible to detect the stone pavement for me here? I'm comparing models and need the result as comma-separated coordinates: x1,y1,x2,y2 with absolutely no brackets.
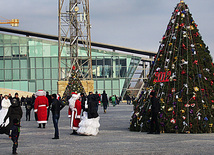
1,103,214,155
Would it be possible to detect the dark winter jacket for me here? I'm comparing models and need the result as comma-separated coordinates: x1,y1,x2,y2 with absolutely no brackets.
101,93,108,103
4,102,22,135
151,97,160,113
12,97,21,107
87,94,99,119
81,95,87,111
25,98,33,110
51,99,64,115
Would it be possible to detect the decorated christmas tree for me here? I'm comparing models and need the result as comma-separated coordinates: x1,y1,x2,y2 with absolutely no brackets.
130,1,214,133
62,65,85,102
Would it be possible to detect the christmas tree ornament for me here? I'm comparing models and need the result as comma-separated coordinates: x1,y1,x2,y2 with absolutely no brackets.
170,118,176,124
168,107,173,112
194,87,199,92
185,104,190,108
181,110,185,113
204,117,208,121
182,116,186,120
171,88,176,93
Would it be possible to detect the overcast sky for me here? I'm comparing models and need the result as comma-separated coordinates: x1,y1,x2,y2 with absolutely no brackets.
1,0,214,58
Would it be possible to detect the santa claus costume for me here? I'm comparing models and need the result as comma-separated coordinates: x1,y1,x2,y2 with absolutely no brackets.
68,93,81,135
34,90,49,128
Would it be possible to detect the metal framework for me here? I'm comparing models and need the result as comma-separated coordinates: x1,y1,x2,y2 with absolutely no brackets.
58,0,92,81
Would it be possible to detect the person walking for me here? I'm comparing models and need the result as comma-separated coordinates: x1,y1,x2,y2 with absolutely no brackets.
25,96,33,121
3,98,23,135
148,91,160,134
34,90,49,128
101,91,108,113
12,93,20,107
111,95,116,106
9,118,21,154
126,95,131,105
51,94,65,139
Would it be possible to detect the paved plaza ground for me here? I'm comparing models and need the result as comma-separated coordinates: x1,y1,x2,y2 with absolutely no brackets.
1,103,214,155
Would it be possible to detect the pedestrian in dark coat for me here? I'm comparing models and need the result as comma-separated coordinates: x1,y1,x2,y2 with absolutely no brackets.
0,94,3,110
4,98,23,135
101,91,108,113
12,93,21,107
25,97,33,121
148,91,160,134
87,92,99,119
95,91,100,111
9,118,20,154
80,93,87,112
51,94,65,139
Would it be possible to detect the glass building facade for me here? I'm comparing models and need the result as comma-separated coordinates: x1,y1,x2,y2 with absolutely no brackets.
0,33,141,97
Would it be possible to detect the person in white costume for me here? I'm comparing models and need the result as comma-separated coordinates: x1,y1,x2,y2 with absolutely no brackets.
0,95,11,126
77,93,100,136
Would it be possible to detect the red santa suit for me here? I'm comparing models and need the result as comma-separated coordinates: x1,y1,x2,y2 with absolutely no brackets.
68,93,81,131
34,90,49,124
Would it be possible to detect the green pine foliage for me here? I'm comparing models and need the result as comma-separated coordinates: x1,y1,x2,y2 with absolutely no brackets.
130,1,214,133
62,66,85,102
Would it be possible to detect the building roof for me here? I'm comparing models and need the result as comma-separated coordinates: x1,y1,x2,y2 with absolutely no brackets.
0,26,156,56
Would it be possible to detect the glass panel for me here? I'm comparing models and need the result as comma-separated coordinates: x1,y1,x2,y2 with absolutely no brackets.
5,70,12,80
13,69,19,80
5,82,12,89
51,58,58,68
105,90,112,97
0,70,4,80
50,46,58,56
36,58,43,68
44,80,51,91
20,59,27,68
113,90,119,96
30,69,35,79
97,80,104,90
105,80,111,89
36,80,43,90
35,46,43,57
43,46,51,57
12,81,20,90
30,58,35,68
29,46,35,57
52,69,58,79
21,69,28,80
29,81,36,92
20,81,28,92
13,60,19,69
44,69,51,79
5,60,11,69
0,47,3,56
0,60,4,69
12,46,19,56
20,46,27,56
52,80,58,91
44,58,50,68
36,69,43,79
0,82,4,88
4,46,11,56
113,80,119,89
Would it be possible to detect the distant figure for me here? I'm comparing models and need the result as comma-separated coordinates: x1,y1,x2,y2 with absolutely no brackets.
0,95,11,131
126,95,131,105
8,94,13,102
80,93,87,112
101,91,108,113
95,91,100,111
68,93,81,135
21,96,25,106
9,118,21,154
3,98,23,135
34,90,49,128
0,94,3,110
148,91,160,134
111,95,116,106
25,96,33,121
13,93,20,107
131,96,135,103
51,94,65,139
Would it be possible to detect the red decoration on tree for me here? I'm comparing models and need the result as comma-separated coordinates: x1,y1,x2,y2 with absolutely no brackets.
193,60,198,65
194,32,199,37
181,70,186,75
72,66,76,70
182,43,187,49
153,71,171,83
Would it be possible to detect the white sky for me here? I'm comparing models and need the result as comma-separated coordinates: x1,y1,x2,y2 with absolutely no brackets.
1,0,214,58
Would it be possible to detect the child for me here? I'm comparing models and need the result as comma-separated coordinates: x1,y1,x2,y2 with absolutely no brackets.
9,118,20,154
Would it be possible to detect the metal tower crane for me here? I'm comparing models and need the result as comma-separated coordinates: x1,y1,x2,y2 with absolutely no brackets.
58,0,92,81
0,16,19,27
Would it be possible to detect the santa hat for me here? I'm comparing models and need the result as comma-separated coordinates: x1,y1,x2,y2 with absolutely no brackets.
35,90,46,98
71,92,77,95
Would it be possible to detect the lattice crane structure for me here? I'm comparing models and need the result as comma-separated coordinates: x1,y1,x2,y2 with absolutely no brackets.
58,0,92,81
